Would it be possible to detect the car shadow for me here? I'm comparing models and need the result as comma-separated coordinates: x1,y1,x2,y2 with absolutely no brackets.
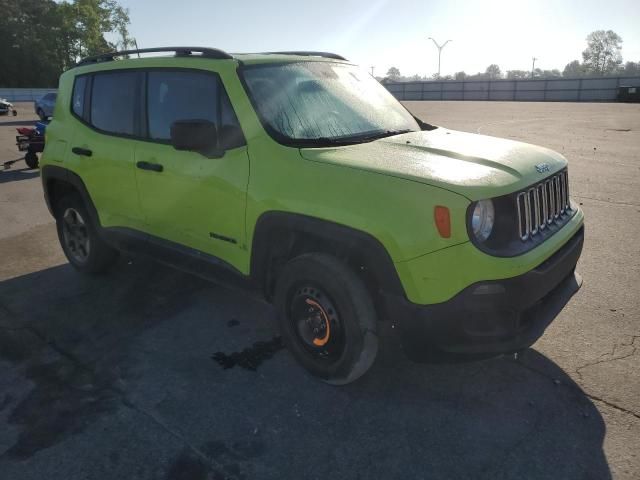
0,259,611,479
0,120,37,127
0,165,39,183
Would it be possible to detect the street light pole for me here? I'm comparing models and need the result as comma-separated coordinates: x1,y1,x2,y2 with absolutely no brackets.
428,37,452,78
370,66,375,76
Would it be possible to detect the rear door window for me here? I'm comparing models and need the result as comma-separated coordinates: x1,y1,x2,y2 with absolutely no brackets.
90,71,139,136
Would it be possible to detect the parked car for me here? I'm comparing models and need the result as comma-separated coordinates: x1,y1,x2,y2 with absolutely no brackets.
34,92,57,120
0,97,17,116
40,47,584,384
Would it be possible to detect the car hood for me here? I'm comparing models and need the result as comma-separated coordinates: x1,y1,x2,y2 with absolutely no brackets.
299,128,568,200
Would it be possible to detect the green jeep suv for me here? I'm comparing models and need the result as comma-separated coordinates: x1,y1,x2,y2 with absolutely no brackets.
41,47,584,384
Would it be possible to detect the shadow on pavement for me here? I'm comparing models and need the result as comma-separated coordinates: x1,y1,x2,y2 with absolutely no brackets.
0,166,39,183
0,259,611,480
0,120,37,127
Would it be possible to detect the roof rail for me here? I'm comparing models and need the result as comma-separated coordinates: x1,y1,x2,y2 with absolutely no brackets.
264,51,348,61
75,47,233,67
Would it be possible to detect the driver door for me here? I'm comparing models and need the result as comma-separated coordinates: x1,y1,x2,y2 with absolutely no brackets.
134,69,249,270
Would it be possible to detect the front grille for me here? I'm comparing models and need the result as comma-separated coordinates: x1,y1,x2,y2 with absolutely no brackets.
516,169,571,241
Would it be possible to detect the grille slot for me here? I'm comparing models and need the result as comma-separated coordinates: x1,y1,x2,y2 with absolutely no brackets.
516,170,570,241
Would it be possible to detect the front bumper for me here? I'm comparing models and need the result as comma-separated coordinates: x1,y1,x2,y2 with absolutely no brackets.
385,226,584,361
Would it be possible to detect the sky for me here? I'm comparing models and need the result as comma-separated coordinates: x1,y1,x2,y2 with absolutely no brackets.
113,0,640,78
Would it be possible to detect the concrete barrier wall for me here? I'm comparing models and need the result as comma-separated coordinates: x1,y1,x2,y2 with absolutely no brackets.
385,76,640,102
0,88,57,102
4,77,640,103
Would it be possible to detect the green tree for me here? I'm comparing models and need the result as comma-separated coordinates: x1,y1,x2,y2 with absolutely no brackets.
454,71,467,80
563,60,585,77
105,0,135,50
386,67,401,81
0,0,66,87
582,30,623,75
541,69,562,78
506,70,529,79
485,64,502,79
0,0,132,87
622,61,640,76
72,0,135,56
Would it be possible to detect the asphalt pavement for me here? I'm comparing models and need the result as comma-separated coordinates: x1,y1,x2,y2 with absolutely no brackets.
1,101,639,479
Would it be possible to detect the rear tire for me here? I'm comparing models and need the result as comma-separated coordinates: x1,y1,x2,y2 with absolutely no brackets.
274,253,378,385
24,151,38,169
55,193,119,273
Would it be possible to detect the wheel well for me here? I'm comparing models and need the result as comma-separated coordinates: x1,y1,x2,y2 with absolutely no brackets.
46,178,78,214
252,213,405,319
42,166,99,225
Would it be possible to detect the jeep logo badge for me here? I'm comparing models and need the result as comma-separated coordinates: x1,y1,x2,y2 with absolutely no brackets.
535,163,550,173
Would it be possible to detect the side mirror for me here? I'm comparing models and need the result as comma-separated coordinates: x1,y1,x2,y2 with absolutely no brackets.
170,120,221,157
218,124,245,151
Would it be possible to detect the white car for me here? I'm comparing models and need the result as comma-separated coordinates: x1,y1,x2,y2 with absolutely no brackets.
0,98,17,116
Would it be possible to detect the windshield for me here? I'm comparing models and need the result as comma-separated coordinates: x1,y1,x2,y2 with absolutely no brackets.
241,62,420,145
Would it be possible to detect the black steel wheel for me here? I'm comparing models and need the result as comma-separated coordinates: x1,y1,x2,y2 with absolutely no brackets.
289,284,346,362
275,253,378,385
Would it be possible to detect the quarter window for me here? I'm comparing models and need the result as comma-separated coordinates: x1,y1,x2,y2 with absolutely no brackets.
219,91,245,150
90,72,138,135
71,76,87,119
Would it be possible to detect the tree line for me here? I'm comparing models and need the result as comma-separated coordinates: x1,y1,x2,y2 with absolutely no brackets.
383,30,640,83
0,0,133,88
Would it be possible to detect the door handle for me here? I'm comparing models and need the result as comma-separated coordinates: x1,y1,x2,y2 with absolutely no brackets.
136,161,164,172
72,147,92,157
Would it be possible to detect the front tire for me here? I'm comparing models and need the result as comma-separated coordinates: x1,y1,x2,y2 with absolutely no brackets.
55,193,119,273
274,253,378,385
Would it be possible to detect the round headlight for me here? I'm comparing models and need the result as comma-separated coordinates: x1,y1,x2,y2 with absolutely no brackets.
471,199,495,242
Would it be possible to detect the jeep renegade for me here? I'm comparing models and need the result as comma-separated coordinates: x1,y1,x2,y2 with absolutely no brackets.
40,47,584,384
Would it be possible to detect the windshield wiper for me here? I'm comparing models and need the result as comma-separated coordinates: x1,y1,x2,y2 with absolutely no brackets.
296,129,414,148
348,129,414,142
296,137,364,147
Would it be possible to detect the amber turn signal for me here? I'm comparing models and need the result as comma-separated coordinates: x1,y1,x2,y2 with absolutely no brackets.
434,206,451,238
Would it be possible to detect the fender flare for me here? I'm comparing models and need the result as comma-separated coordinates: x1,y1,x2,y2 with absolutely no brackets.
41,165,100,226
250,211,406,298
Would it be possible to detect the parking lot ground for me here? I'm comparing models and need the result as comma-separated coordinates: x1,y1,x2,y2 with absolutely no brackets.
1,101,639,479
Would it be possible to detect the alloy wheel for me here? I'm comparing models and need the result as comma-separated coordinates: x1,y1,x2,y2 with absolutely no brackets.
61,207,90,263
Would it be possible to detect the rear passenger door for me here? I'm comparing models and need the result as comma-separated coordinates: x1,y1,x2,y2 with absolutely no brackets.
69,70,144,230
134,69,250,269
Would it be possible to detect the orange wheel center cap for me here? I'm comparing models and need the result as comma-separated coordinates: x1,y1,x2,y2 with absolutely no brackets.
305,298,331,346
